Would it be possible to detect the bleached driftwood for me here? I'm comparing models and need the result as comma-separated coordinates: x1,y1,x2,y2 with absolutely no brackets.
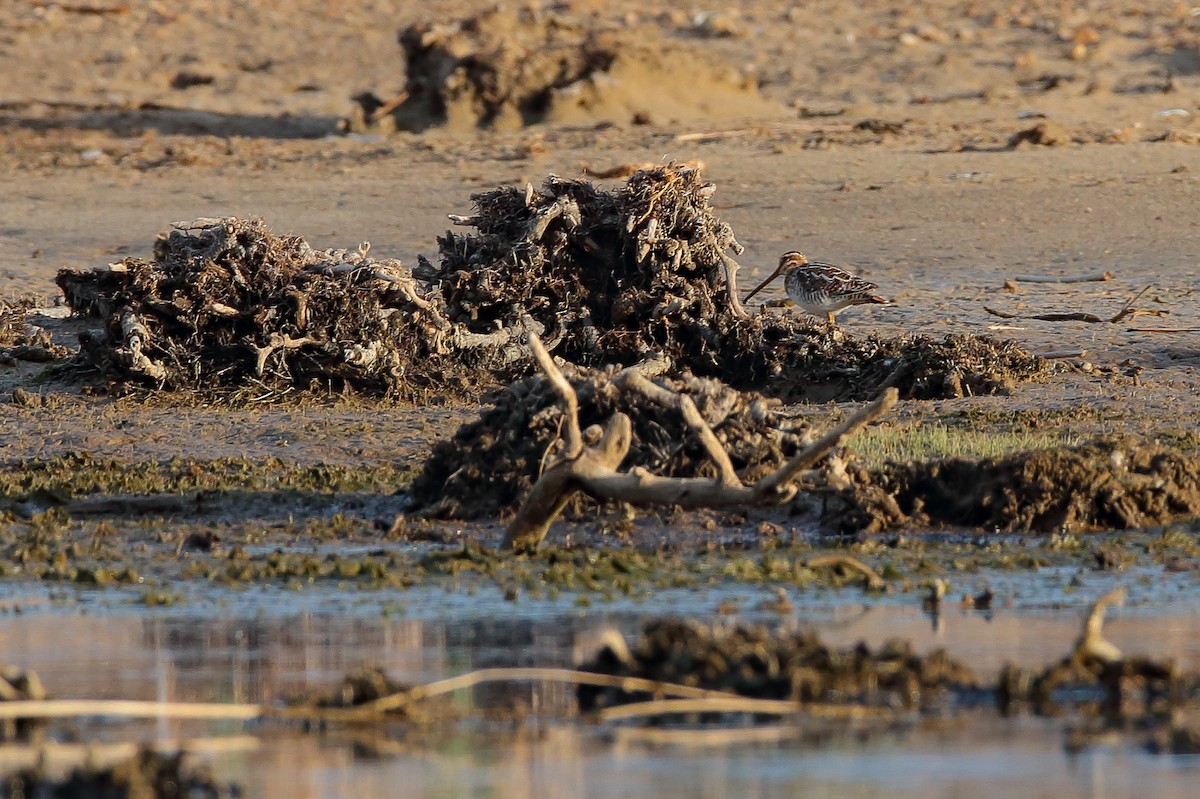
1012,271,1112,284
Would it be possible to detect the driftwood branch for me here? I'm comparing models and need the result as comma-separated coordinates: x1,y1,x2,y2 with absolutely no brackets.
596,696,896,723
986,285,1163,325
616,371,738,487
502,334,897,551
529,334,581,457
1075,587,1125,664
251,333,320,376
805,554,887,592
721,254,748,319
340,666,745,720
1127,327,1200,333
116,312,168,381
1012,271,1112,284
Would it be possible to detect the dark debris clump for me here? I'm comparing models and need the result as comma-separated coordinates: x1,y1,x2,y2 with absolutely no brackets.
427,163,1044,403
408,363,811,519
7,747,238,799
578,618,975,711
722,323,1044,403
307,666,409,709
827,440,1200,534
55,217,522,400
50,166,1043,405
0,296,68,367
427,164,741,369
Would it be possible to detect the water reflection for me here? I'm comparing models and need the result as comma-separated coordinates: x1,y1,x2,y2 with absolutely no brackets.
3,605,1200,797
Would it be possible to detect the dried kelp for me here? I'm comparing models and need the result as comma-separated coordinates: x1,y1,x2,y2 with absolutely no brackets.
56,217,531,399
578,618,975,711
409,363,812,520
0,296,67,366
6,747,237,799
828,440,1200,534
428,163,1044,403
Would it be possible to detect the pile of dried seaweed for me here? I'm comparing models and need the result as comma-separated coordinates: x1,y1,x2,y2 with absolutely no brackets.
425,163,1044,403
578,618,975,711
999,648,1178,718
55,217,530,399
827,440,1200,534
0,296,66,366
291,666,410,709
7,747,238,799
361,4,779,132
408,363,811,519
0,297,28,348
50,166,1042,403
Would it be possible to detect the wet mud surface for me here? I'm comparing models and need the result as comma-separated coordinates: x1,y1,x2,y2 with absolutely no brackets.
2,0,1200,795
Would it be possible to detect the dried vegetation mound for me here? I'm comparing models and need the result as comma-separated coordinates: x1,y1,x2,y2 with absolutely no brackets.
409,364,811,520
8,747,237,799
0,295,67,366
55,217,527,399
830,441,1200,534
52,166,1042,404
293,666,410,709
375,5,781,132
578,618,974,711
427,163,1044,403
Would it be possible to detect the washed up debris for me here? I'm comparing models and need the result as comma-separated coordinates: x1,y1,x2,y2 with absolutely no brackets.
53,166,1042,404
427,162,1044,403
56,217,532,399
5,746,238,799
828,440,1200,534
577,618,975,711
0,296,69,366
409,354,817,521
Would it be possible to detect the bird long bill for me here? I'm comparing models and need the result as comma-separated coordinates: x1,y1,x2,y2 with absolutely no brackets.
744,265,783,301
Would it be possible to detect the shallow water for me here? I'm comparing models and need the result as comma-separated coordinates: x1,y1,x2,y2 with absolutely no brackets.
3,565,1200,798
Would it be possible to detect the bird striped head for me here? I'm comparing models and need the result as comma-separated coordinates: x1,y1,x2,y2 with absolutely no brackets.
778,251,809,269
745,251,811,301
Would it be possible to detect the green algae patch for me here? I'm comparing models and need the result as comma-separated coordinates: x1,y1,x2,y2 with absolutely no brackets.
0,497,1197,607
0,453,414,503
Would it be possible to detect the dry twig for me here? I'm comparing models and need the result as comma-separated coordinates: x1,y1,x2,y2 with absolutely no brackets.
984,285,1162,325
805,554,887,591
1011,272,1112,284
331,667,748,720
1127,327,1200,333
0,699,263,722
1034,349,1088,360
609,725,809,746
0,667,749,725
596,697,896,722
